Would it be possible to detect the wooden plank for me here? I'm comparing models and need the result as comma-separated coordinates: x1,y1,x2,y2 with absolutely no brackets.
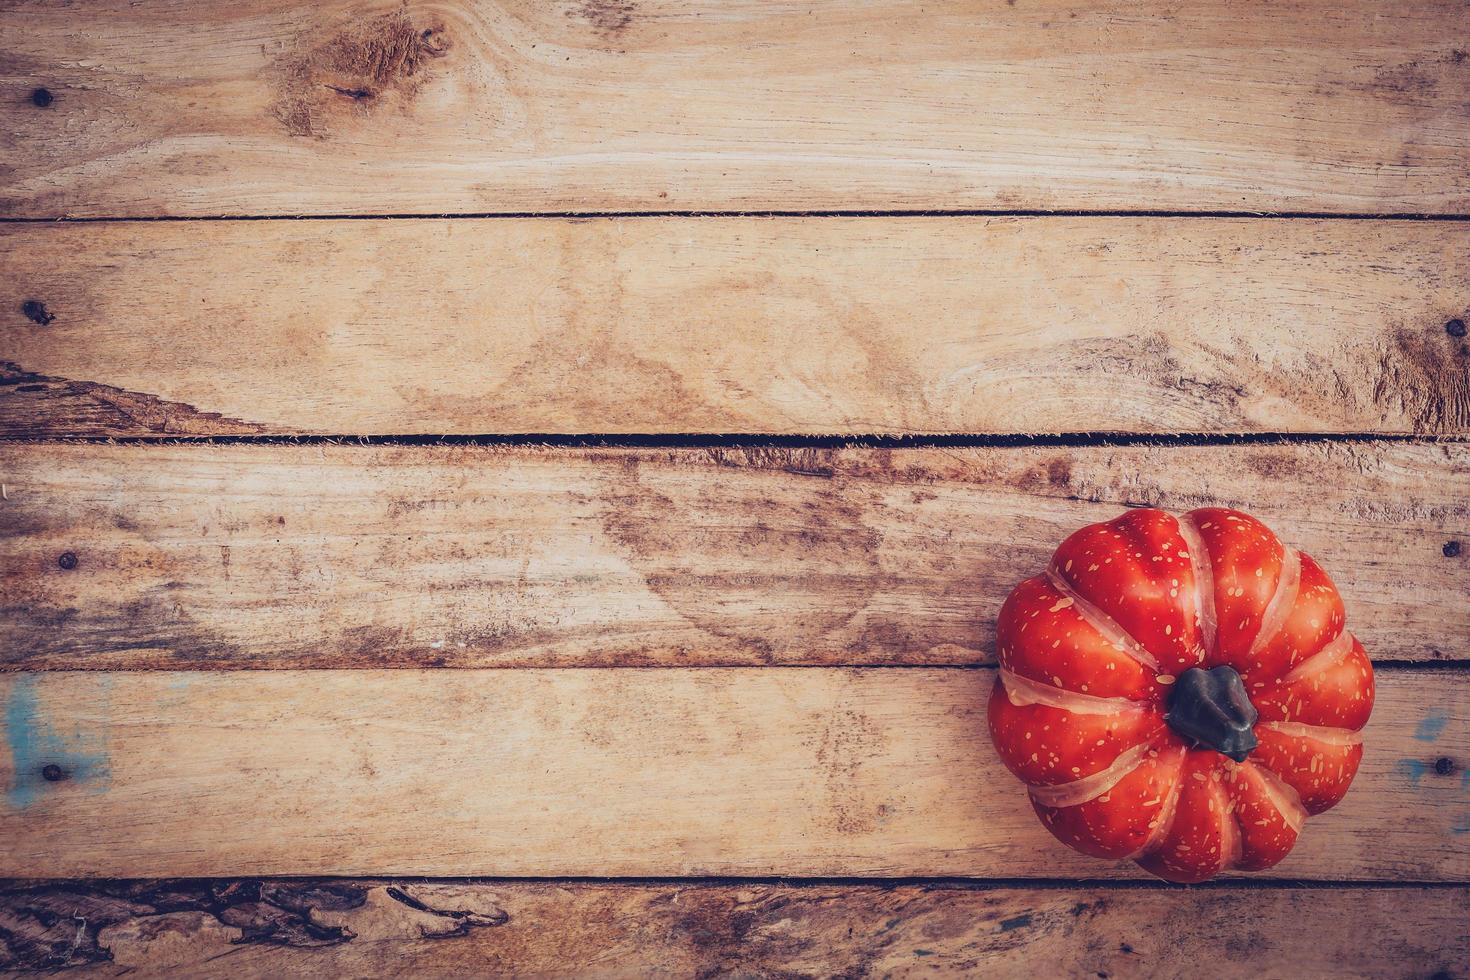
2,881,1464,977
2,1,1467,217
3,218,1468,436
0,667,1463,879
2,442,1465,670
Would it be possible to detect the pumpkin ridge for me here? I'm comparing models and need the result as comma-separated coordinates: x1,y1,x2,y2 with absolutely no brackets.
1214,775,1244,877
1256,720,1365,746
1126,750,1186,860
1044,565,1161,672
997,668,1146,716
1243,759,1308,834
1026,740,1158,808
1248,545,1302,662
1177,512,1217,664
1279,628,1354,686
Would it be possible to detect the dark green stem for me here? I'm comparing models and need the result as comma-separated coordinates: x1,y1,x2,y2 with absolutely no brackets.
1165,665,1259,763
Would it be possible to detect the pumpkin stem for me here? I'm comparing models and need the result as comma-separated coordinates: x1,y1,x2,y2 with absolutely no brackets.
1165,665,1258,762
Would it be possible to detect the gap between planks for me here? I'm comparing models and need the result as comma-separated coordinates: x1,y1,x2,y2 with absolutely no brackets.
6,875,1470,889
5,210,1470,223
5,433,1470,448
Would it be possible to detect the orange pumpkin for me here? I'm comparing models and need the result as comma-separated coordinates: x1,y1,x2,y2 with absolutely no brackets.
988,507,1374,882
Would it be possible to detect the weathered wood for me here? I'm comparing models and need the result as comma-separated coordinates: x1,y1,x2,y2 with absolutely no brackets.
3,218,1468,436
0,667,1463,879
1,442,1464,670
2,1,1467,217
1,880,1464,977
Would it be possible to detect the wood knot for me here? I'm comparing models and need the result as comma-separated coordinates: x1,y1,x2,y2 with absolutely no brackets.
30,87,54,108
20,300,54,325
57,551,78,570
269,13,450,138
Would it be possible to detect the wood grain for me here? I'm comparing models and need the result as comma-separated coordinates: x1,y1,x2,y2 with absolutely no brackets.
2,442,1465,670
2,0,1467,217
3,218,1468,436
2,880,1464,977
0,667,1463,880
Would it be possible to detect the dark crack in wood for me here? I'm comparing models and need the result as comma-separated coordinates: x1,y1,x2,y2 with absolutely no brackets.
0,879,509,971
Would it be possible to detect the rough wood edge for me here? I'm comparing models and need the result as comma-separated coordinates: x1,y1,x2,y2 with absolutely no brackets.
0,878,1463,976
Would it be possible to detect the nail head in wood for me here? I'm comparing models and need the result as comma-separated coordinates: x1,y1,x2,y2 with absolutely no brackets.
41,764,67,782
30,87,54,108
57,551,78,570
1435,756,1456,776
1445,541,1463,558
1447,318,1468,338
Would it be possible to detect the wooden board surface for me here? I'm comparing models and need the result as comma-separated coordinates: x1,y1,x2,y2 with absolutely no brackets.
0,667,1463,880
3,1,1466,972
2,1,1468,217
2,880,1464,977
1,441,1464,670
3,217,1469,436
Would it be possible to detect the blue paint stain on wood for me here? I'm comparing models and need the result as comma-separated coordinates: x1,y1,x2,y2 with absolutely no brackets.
4,675,111,809
1396,759,1430,785
1414,711,1449,742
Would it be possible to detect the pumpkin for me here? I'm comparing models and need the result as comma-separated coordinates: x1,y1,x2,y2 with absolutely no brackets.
988,507,1374,882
